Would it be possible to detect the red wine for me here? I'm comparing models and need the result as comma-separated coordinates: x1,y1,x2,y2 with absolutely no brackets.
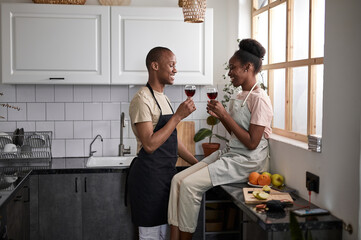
185,89,196,97
207,92,218,99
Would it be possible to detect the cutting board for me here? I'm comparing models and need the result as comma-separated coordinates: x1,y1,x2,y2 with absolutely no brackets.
176,121,195,167
243,187,294,204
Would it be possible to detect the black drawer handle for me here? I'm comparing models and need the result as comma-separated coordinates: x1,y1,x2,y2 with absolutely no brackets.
84,177,87,193
49,77,65,80
75,177,78,193
13,195,23,202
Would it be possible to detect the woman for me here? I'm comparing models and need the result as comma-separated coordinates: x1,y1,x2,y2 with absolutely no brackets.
168,38,273,240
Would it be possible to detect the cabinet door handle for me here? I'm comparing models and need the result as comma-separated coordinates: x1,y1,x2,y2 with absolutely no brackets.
49,77,65,80
75,177,78,193
23,186,30,203
13,195,23,202
84,177,87,193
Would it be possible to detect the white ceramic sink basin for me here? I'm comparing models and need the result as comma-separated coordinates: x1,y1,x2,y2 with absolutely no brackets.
86,156,135,168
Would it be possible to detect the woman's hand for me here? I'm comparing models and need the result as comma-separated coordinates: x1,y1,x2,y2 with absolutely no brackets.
206,100,227,119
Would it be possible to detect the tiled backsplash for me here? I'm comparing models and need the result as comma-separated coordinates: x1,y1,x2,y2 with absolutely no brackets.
0,84,228,157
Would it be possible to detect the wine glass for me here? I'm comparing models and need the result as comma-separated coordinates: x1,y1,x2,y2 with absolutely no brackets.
207,87,218,100
184,85,196,98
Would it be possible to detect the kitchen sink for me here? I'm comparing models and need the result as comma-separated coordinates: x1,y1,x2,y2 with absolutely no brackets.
86,156,135,168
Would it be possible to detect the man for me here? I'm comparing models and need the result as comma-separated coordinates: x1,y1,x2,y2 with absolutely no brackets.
128,46,198,240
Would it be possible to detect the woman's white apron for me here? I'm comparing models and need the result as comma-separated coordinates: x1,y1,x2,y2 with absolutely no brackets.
205,86,269,186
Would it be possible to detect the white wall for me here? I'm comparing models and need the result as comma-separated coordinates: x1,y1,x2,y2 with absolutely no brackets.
269,1,361,239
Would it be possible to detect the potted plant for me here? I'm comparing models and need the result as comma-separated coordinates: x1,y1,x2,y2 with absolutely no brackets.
193,115,228,157
194,50,267,157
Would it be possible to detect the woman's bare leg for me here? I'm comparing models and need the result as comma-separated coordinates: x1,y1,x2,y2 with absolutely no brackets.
179,231,192,240
170,225,180,240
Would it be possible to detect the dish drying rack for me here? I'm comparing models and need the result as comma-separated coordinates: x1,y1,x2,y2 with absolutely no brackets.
0,131,52,166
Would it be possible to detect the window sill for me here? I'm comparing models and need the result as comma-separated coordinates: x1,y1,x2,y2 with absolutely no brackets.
269,133,309,150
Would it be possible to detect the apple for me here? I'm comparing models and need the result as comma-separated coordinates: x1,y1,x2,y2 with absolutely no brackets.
262,185,271,193
252,190,269,200
271,174,284,187
262,172,272,178
253,190,261,198
257,192,269,200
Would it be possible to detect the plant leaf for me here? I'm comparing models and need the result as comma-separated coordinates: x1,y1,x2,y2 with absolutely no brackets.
207,116,220,126
194,128,212,142
214,134,229,142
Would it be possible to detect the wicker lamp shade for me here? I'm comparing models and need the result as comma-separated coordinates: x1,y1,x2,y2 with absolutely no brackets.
178,0,185,7
32,0,86,4
98,0,131,5
182,0,207,23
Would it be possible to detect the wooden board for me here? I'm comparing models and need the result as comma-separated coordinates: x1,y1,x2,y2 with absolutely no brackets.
243,188,294,204
176,121,195,166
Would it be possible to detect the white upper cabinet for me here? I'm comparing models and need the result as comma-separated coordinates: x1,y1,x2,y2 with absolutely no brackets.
111,7,213,85
1,4,213,85
1,3,110,84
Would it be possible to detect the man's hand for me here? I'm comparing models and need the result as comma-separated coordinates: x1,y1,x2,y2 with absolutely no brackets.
174,98,196,120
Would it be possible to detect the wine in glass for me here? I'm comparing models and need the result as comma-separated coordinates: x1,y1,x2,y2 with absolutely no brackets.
184,85,196,98
207,87,218,100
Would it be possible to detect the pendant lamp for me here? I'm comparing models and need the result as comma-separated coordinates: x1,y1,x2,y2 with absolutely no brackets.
181,0,207,23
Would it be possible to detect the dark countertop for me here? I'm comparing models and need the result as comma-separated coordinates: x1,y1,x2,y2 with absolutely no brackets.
221,183,343,232
0,157,343,233
0,157,126,208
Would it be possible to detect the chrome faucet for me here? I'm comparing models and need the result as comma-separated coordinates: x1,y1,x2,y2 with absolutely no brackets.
119,112,131,156
89,134,103,157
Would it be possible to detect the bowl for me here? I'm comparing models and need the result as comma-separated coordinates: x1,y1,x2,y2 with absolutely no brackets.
3,143,17,153
0,133,12,148
3,175,18,184
27,134,46,147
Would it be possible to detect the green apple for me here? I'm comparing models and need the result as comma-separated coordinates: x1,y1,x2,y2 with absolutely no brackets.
253,190,261,199
253,190,269,200
257,192,269,200
271,174,284,187
262,172,272,178
262,185,271,193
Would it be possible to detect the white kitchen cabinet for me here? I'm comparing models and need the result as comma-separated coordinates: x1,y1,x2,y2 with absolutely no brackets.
111,7,213,85
1,3,110,84
1,3,213,85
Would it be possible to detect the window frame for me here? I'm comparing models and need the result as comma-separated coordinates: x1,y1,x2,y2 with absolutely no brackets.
252,0,324,142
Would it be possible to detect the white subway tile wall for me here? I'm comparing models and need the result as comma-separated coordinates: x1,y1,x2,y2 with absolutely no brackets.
0,84,228,157
74,121,92,139
8,103,26,121
36,85,54,102
46,103,65,120
28,103,46,120
17,85,35,102
55,85,74,102
17,121,36,132
65,103,84,121
1,85,16,102
74,85,92,102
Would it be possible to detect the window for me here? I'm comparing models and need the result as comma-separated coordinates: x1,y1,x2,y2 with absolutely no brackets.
252,0,325,142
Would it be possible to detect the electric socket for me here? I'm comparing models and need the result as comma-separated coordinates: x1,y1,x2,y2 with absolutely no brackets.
306,171,319,193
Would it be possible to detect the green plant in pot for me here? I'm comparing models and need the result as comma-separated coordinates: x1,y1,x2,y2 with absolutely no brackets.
194,115,228,157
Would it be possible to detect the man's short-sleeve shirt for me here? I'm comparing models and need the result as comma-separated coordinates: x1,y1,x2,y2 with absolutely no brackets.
129,86,173,153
